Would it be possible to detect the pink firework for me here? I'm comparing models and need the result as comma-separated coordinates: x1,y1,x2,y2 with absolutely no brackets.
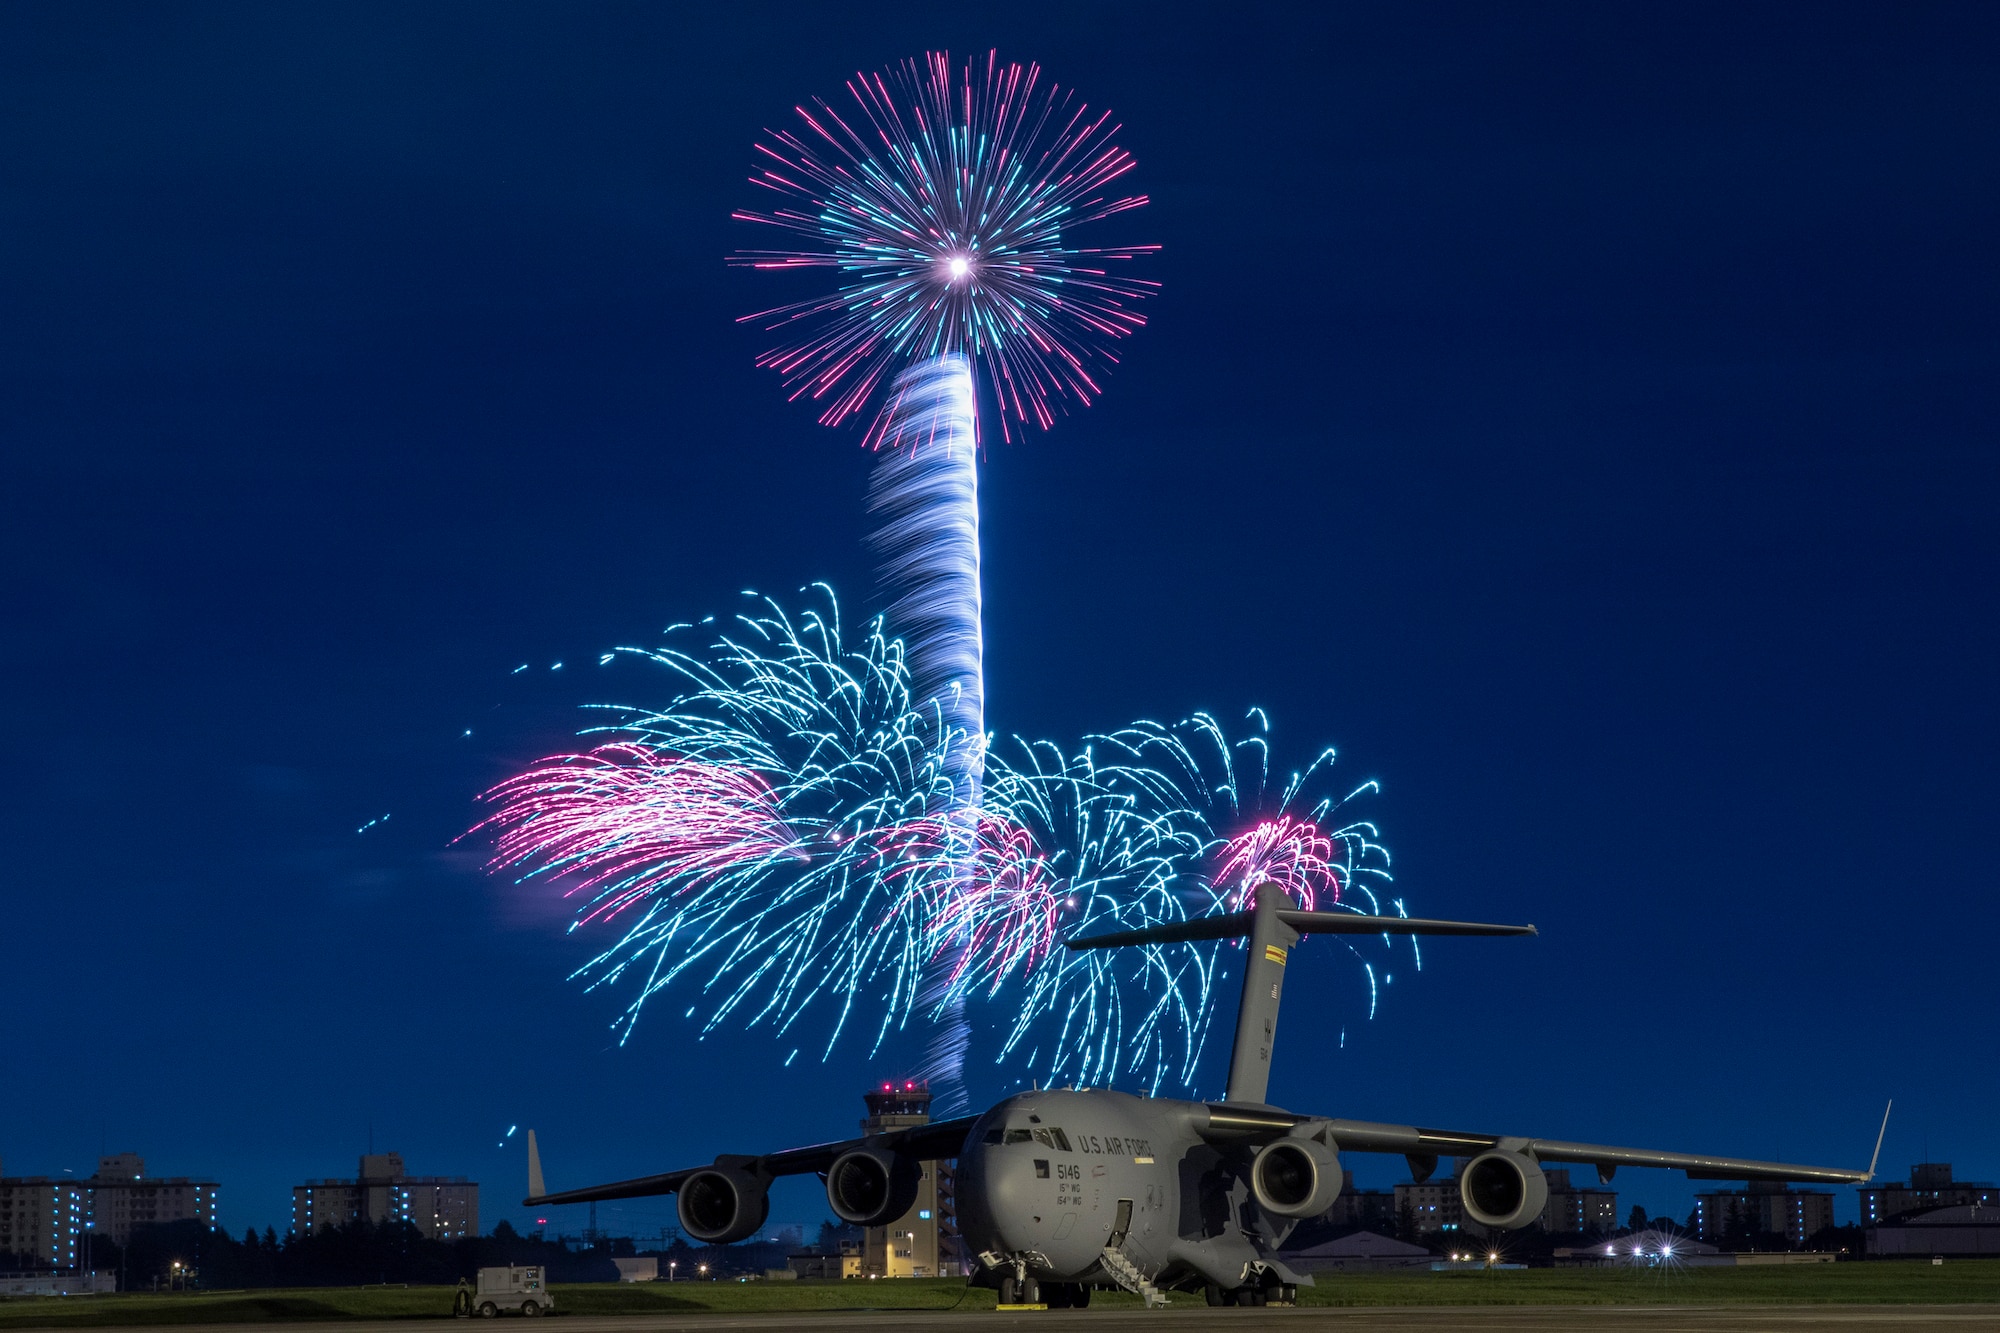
1215,816,1346,912
733,50,1158,440
867,812,1064,994
475,742,801,924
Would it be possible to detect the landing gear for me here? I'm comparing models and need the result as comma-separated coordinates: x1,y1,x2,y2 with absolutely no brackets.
997,1274,1042,1307
1203,1281,1285,1307
1040,1283,1089,1309
1205,1283,1261,1306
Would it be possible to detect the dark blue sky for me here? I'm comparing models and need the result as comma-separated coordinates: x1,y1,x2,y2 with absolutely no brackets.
3,2,1995,1239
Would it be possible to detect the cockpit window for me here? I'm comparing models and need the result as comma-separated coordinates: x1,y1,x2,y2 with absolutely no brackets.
1004,1129,1033,1145
981,1129,1003,1145
1050,1128,1073,1152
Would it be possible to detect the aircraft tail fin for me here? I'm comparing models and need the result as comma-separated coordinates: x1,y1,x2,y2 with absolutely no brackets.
1066,887,1536,1104
527,1129,546,1202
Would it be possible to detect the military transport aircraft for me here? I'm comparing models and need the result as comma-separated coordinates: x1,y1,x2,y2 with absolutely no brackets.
525,885,1886,1308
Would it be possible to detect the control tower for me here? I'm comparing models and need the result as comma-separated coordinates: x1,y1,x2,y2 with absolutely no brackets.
859,1082,962,1277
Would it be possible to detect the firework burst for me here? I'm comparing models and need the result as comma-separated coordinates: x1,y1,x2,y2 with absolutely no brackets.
1089,711,1412,1024
476,589,972,1053
476,599,1407,1094
478,57,1414,1098
479,743,803,928
734,50,1158,440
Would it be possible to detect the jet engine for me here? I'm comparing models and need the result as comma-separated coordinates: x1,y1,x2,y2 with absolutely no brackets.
1459,1149,1549,1230
825,1147,922,1228
676,1163,770,1244
1249,1136,1343,1219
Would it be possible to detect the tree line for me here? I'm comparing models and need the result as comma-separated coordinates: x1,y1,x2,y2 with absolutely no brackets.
6,1219,822,1290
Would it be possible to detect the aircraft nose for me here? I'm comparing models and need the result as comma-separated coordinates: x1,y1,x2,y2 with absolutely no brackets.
982,1149,1049,1251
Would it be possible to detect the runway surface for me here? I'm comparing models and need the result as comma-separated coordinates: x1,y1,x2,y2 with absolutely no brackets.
19,1309,1997,1333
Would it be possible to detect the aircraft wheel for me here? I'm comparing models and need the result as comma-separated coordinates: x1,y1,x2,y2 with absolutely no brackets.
1239,1284,1266,1306
1206,1283,1234,1305
1072,1284,1090,1308
520,1301,540,1317
1279,1283,1298,1305
1019,1276,1041,1305
998,1276,1018,1305
477,1303,498,1318
1044,1283,1071,1308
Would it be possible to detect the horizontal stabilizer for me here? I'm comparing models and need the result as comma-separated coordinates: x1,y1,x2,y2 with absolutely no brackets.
1066,909,1537,951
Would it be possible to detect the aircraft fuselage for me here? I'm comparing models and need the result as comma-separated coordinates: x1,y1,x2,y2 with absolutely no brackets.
958,1088,1301,1300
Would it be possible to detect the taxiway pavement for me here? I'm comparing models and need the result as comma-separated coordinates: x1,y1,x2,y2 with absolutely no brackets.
11,1307,1998,1333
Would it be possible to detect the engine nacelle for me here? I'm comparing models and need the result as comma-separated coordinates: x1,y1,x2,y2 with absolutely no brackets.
677,1163,770,1244
1459,1150,1548,1230
825,1147,922,1227
1249,1136,1344,1219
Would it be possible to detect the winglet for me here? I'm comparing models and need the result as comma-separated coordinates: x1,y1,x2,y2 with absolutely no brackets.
1866,1100,1892,1182
527,1129,547,1201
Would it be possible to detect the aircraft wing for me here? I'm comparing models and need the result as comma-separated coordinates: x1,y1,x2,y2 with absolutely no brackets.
1200,1105,1875,1184
522,1114,978,1206
1328,1118,1872,1184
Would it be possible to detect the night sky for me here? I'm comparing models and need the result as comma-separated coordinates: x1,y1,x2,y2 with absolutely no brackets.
3,3,1995,1241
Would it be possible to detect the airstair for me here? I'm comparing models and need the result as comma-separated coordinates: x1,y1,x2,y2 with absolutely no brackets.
1099,1245,1168,1308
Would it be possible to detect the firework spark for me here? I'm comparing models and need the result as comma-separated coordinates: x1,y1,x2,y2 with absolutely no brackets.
1215,817,1344,913
475,590,1411,1095
477,590,975,1053
734,50,1158,439
864,354,986,1107
479,743,803,927
868,354,985,801
961,712,1405,1093
1090,712,1412,1025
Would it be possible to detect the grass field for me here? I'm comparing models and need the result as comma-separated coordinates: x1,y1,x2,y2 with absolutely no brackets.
0,1263,1995,1325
